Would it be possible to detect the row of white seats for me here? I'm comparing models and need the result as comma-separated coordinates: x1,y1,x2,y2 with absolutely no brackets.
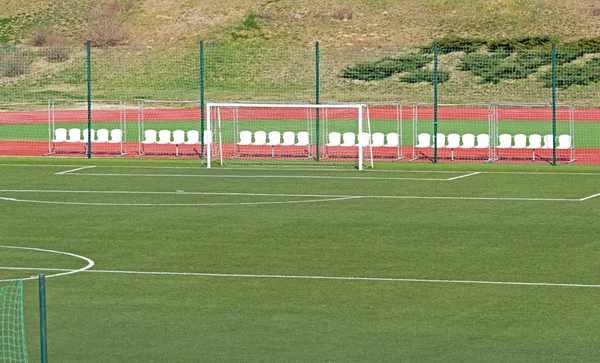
52,128,123,143
237,131,400,148
238,131,309,147
141,129,213,145
415,133,572,149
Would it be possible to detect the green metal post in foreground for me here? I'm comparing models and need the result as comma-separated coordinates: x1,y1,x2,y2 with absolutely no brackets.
433,44,439,164
551,43,557,166
200,40,206,159
86,40,92,159
39,275,48,363
315,41,320,162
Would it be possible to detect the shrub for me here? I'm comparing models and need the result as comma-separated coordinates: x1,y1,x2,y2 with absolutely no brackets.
1,52,30,77
45,46,70,62
422,36,486,54
241,13,260,30
488,36,554,52
342,54,431,81
538,58,600,88
87,1,127,47
563,37,600,52
330,8,354,21
400,69,450,84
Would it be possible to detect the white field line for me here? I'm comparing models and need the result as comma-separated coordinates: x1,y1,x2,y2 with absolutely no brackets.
55,165,96,175
3,163,600,176
579,193,600,201
62,172,462,181
445,172,481,180
1,266,599,289
0,189,582,202
0,246,94,283
0,195,363,206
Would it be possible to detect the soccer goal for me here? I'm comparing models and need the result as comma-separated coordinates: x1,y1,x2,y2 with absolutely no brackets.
206,103,373,169
0,280,28,363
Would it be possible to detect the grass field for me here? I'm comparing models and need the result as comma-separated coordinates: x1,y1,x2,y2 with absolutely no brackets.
2,157,600,362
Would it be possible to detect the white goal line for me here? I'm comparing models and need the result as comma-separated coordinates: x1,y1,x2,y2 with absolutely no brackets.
1,266,599,289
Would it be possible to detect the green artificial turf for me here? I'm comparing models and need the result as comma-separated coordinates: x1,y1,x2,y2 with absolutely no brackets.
1,158,600,362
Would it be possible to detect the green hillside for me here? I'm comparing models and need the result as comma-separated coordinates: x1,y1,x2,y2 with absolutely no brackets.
2,0,600,106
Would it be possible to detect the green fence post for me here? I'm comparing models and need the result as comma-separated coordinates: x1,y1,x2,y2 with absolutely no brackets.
200,40,205,159
39,275,48,363
433,44,439,164
315,41,320,162
86,40,92,159
551,43,557,166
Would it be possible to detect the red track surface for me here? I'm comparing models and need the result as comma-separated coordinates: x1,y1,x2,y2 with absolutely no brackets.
1,107,600,124
1,107,598,163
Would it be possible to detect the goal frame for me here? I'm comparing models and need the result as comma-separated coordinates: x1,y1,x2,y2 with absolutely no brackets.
206,102,370,170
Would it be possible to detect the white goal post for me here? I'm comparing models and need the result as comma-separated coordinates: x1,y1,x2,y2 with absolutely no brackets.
205,102,373,170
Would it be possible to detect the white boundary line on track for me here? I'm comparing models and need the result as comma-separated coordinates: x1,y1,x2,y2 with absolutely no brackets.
0,189,587,203
0,246,95,282
1,266,599,289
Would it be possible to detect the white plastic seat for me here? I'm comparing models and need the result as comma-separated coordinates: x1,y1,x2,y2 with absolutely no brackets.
171,130,185,156
326,132,341,147
528,134,542,149
52,128,67,143
203,130,213,145
96,129,110,143
475,134,490,149
281,131,295,146
157,130,171,144
81,129,95,143
434,133,446,148
184,130,199,144
497,134,512,149
66,128,81,143
460,134,475,148
171,130,185,144
252,131,267,145
446,133,460,148
357,132,370,147
341,132,356,147
446,133,460,160
109,129,123,143
141,130,157,144
371,133,385,147
542,134,554,149
237,131,252,145
385,133,399,147
296,131,309,146
415,133,431,148
557,134,572,149
267,131,281,146
512,134,527,148
527,134,542,161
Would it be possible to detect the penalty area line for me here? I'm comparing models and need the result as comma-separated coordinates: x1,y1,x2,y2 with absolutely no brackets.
579,193,600,201
446,172,481,181
55,166,96,175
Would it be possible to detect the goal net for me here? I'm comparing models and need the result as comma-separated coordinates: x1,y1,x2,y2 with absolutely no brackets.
0,280,28,363
206,103,373,169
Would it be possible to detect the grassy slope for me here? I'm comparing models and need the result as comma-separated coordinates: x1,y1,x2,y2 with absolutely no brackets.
2,0,600,105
